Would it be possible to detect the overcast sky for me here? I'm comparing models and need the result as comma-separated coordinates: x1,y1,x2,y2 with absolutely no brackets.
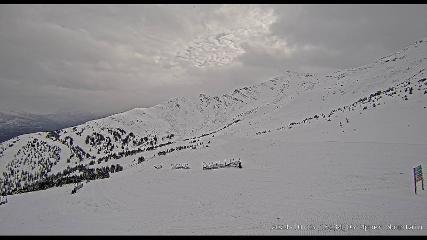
0,4,426,115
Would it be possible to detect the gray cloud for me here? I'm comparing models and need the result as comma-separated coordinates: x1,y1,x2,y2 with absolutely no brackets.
270,4,427,72
0,4,426,115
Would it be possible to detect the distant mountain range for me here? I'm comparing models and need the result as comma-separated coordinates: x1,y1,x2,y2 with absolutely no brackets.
0,111,112,143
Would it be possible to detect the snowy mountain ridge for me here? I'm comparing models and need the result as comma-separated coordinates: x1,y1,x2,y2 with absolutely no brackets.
0,37,426,199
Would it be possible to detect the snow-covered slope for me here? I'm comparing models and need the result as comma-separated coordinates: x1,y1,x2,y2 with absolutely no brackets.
1,38,427,235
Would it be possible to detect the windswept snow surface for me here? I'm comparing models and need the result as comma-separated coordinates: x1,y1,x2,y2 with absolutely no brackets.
1,38,427,235
1,137,426,235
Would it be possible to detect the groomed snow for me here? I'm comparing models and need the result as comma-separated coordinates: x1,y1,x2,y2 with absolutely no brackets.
1,134,426,235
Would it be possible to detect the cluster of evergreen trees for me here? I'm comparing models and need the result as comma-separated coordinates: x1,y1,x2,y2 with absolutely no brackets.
137,156,145,164
0,139,61,196
83,129,163,158
108,128,126,142
203,158,242,170
97,147,146,163
0,195,7,205
71,182,83,194
171,163,190,169
71,127,84,136
183,119,240,142
0,162,124,196
161,134,174,141
85,132,105,147
157,141,204,157
71,145,93,162
46,130,60,141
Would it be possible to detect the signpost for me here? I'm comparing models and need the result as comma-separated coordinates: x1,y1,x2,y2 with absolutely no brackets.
414,165,424,194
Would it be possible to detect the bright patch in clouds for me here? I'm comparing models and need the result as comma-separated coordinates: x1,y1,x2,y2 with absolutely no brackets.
175,5,291,68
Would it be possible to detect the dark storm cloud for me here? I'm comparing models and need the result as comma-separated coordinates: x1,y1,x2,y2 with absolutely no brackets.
0,4,426,115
